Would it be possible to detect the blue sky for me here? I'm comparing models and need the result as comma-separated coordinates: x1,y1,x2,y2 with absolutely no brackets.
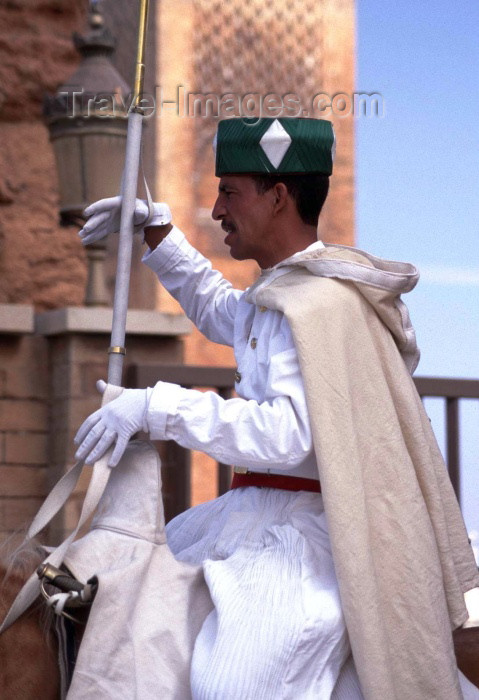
356,0,479,546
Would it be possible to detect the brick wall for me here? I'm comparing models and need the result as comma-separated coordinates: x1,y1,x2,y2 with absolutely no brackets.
0,1,88,310
0,330,49,539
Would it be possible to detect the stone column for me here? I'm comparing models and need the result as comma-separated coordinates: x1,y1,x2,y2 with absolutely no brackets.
0,305,190,544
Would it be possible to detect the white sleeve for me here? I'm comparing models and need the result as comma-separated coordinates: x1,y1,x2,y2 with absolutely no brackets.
142,227,242,347
145,347,312,471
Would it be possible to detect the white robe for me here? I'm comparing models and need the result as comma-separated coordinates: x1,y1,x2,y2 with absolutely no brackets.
167,485,350,699
143,230,357,697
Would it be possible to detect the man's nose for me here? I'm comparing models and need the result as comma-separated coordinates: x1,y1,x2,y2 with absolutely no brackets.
212,197,225,221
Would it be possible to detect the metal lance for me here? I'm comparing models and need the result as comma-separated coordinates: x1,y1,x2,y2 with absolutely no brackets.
108,0,150,385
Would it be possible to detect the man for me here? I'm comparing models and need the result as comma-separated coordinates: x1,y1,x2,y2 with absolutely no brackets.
75,117,479,699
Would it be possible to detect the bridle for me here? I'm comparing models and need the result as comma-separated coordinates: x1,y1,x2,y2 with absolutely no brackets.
37,563,97,624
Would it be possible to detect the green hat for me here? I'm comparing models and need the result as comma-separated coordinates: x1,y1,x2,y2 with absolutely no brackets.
214,117,335,176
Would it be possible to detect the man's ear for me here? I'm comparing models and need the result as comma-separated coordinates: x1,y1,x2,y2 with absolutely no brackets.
271,182,289,215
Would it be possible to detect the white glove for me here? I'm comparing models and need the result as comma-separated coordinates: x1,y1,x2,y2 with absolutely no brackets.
74,380,151,466
78,196,172,246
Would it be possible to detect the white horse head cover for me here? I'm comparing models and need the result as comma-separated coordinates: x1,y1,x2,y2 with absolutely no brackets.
64,440,213,700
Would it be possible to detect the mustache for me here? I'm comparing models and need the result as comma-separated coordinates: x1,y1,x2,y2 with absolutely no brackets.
221,221,237,233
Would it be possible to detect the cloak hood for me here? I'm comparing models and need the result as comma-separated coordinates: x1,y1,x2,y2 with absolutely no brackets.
276,243,421,373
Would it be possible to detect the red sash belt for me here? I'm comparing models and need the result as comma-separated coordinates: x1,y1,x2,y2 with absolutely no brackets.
231,471,321,493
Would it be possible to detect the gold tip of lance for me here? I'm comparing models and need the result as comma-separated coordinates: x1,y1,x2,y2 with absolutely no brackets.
132,0,149,112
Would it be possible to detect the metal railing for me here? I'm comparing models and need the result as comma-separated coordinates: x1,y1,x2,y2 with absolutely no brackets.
127,365,479,518
414,377,479,504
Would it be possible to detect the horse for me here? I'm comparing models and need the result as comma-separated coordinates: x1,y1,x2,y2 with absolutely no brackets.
0,537,61,699
1,436,478,698
0,440,213,699
2,542,479,700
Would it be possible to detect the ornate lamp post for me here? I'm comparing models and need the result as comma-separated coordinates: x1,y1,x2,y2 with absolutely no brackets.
44,2,130,306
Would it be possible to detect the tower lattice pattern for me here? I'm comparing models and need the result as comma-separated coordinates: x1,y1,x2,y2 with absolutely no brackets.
192,0,325,156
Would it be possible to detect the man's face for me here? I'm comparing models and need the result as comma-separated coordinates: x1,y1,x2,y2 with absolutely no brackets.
211,175,275,267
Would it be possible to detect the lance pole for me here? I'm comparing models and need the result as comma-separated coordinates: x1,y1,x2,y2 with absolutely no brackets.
107,0,150,386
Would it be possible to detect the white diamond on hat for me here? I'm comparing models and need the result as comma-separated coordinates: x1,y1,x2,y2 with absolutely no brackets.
259,119,292,168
